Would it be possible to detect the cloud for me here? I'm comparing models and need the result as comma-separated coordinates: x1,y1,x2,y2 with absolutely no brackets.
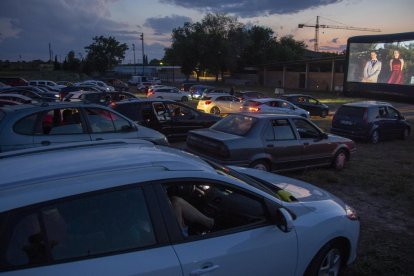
159,0,344,17
144,15,193,35
0,18,22,42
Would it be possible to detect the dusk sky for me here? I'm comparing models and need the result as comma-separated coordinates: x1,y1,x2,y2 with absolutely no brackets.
0,0,412,63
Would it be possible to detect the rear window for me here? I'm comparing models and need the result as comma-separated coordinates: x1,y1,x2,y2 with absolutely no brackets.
336,106,366,118
211,114,257,136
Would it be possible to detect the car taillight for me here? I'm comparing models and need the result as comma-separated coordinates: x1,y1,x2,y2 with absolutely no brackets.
110,101,116,108
148,91,154,96
248,106,260,112
205,100,212,105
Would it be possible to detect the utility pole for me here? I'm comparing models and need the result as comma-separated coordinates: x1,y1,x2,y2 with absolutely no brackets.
132,43,136,75
140,33,145,75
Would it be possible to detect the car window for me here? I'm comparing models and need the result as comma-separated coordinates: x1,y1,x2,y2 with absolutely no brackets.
14,114,37,135
308,97,318,104
162,181,268,238
152,102,171,122
211,115,257,136
271,119,296,140
167,103,195,119
85,108,128,133
386,107,400,119
292,118,321,139
378,106,388,118
32,108,84,135
2,188,156,270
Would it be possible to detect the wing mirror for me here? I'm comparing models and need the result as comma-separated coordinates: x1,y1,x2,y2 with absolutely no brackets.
265,198,294,233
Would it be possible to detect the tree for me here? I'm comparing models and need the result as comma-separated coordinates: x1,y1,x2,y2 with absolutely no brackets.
84,36,128,73
62,50,81,72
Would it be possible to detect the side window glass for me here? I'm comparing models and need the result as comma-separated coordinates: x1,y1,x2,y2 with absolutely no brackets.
272,119,295,140
107,111,133,132
163,181,267,238
292,118,320,139
3,188,156,269
85,108,116,133
47,108,84,135
14,114,37,135
152,103,171,122
167,103,194,118
378,106,388,118
263,121,275,141
386,107,399,119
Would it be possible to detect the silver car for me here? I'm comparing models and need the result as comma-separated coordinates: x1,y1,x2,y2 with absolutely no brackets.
187,113,356,171
0,102,168,152
197,93,242,115
240,98,310,118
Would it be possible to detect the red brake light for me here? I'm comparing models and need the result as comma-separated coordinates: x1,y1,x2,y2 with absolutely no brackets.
248,106,260,112
205,100,212,105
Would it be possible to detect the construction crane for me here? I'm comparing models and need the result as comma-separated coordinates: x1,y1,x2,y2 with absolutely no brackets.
298,16,381,52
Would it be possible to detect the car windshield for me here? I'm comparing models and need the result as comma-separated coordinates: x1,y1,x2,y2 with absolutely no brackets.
211,114,257,136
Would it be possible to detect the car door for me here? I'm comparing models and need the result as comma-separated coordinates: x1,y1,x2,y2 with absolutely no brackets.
262,118,303,170
385,106,405,139
291,118,335,167
84,107,139,141
150,102,173,136
2,186,182,276
229,96,242,113
166,102,204,138
214,96,232,113
32,107,92,148
156,180,298,276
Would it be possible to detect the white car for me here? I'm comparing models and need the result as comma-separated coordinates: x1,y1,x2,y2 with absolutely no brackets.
197,93,242,115
0,140,359,276
240,98,310,118
81,80,115,92
147,86,191,102
28,80,66,91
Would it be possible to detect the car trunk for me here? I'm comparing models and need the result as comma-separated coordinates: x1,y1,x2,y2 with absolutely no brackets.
186,130,236,159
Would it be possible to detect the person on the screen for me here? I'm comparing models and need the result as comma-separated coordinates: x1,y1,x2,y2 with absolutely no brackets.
362,51,382,83
387,50,404,84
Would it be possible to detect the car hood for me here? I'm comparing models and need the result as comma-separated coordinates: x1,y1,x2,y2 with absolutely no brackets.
136,124,169,145
230,166,344,205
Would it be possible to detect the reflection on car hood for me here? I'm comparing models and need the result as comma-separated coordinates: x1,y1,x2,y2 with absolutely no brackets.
231,166,342,204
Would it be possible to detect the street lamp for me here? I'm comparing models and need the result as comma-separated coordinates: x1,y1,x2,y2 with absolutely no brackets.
132,43,136,75
140,33,145,75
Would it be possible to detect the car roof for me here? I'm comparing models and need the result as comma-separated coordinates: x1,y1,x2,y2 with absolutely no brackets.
0,101,108,113
342,101,392,108
206,93,235,99
248,97,284,103
0,140,216,210
282,94,311,97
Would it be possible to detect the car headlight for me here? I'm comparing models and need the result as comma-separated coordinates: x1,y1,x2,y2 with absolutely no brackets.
345,204,358,220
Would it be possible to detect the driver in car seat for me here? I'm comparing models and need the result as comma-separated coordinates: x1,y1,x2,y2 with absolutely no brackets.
169,196,214,236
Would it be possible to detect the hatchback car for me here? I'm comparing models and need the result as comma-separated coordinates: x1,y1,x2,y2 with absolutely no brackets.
111,99,220,140
187,113,356,171
188,85,214,99
197,93,242,115
63,91,138,105
0,139,359,276
240,98,310,118
331,101,410,144
0,102,168,152
281,94,329,117
147,86,191,102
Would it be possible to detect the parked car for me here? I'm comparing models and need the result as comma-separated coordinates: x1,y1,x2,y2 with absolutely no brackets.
63,91,139,105
0,82,11,90
331,101,410,144
197,93,242,115
202,87,231,98
0,93,38,104
100,78,129,91
0,76,28,86
187,113,356,171
147,86,191,102
0,99,21,107
240,98,310,118
146,84,166,96
281,94,329,117
79,80,115,92
180,81,197,92
0,139,359,276
235,91,266,101
28,80,66,91
0,102,168,152
111,99,220,140
188,85,214,99
0,88,58,102
59,85,104,100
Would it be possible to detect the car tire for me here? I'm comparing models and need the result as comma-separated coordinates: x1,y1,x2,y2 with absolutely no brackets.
370,130,379,144
331,150,347,170
181,96,188,102
321,110,328,118
400,128,410,140
249,160,270,171
304,241,344,276
210,106,220,115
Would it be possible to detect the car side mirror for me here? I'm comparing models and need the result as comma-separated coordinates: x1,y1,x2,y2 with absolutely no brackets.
320,132,328,139
121,124,135,132
265,198,294,233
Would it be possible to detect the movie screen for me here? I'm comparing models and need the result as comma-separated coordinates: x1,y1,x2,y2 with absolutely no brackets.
347,40,414,85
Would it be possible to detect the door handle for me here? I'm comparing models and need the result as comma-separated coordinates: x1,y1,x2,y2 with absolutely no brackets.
190,264,220,275
41,141,51,146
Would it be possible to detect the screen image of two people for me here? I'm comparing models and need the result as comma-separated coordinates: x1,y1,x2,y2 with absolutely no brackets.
362,50,404,84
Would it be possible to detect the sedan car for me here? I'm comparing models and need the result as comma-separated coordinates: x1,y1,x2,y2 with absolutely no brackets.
110,99,220,141
235,91,266,101
281,94,329,117
0,139,359,276
197,93,242,115
187,113,356,171
240,98,310,118
0,102,168,152
147,86,191,102
63,91,139,105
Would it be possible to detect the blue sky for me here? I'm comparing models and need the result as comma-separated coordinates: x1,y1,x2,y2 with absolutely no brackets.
0,0,412,63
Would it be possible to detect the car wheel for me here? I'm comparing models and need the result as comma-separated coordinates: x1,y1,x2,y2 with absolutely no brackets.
370,130,379,144
210,107,220,115
181,96,188,102
305,242,344,276
321,110,328,118
332,150,347,170
400,128,410,140
249,160,270,171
